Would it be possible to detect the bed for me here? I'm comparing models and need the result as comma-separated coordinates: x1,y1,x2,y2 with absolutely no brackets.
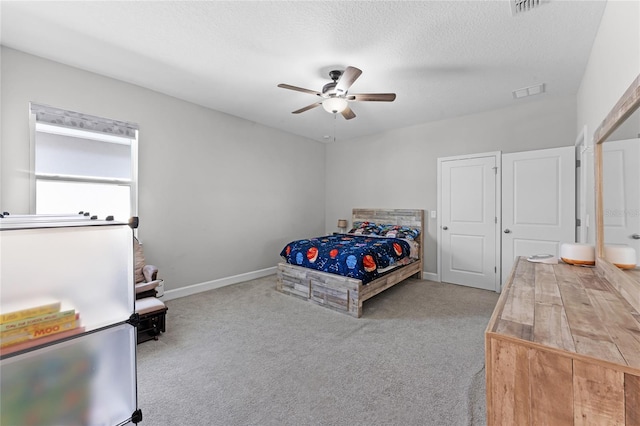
276,209,424,317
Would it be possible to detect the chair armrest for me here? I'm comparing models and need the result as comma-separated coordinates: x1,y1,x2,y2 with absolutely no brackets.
143,264,159,282
135,279,161,295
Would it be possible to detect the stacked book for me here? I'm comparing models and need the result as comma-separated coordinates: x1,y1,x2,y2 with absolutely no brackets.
0,300,84,356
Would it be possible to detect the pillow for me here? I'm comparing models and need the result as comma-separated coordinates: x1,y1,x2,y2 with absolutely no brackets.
379,225,420,241
133,237,146,284
348,221,382,235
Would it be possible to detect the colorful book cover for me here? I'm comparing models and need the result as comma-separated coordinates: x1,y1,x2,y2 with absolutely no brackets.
0,309,76,332
0,316,80,348
0,300,61,325
0,326,85,357
1,314,80,339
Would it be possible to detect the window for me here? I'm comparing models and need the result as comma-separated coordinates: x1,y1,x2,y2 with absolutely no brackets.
30,103,138,222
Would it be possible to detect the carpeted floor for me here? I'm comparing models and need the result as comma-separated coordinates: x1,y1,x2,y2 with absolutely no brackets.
136,275,499,426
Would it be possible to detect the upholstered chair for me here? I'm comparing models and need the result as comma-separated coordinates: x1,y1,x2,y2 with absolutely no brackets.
133,237,167,343
133,238,162,299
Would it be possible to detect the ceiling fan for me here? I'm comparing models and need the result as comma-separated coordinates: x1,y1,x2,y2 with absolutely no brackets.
277,66,396,120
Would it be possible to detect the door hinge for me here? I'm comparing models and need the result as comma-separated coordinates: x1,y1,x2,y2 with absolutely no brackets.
494,266,497,273
576,218,581,226
493,166,498,174
576,159,581,167
495,217,498,224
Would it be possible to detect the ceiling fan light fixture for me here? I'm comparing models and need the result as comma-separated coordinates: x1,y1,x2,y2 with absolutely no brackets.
322,97,348,114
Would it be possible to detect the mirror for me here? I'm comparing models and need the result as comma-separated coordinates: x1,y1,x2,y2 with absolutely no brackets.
601,107,640,264
595,74,640,311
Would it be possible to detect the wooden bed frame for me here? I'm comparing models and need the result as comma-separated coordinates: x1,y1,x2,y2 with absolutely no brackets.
276,209,424,318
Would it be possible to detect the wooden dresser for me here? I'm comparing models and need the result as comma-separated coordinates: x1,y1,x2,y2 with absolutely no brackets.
485,256,640,425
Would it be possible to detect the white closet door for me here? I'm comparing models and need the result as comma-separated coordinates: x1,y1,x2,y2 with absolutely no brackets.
501,146,575,284
440,155,498,291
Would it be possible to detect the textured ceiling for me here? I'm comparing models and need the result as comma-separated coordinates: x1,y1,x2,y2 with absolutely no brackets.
0,1,607,142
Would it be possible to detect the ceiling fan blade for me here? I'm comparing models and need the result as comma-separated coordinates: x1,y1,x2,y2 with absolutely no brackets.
278,84,322,97
335,66,362,94
348,93,396,102
341,106,356,120
292,102,322,114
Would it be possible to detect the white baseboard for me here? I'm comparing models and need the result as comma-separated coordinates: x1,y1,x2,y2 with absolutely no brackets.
162,266,277,301
162,266,439,300
422,271,440,282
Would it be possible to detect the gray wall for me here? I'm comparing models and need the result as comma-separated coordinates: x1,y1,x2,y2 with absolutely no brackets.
1,47,326,294
3,0,637,294
324,95,577,275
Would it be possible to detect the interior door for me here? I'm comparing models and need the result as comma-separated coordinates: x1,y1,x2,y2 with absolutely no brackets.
501,146,575,283
441,155,498,291
602,138,640,265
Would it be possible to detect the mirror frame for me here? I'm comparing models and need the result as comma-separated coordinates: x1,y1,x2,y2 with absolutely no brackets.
594,73,640,312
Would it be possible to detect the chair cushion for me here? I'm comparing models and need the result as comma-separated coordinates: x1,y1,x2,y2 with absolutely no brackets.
135,297,166,315
134,238,146,284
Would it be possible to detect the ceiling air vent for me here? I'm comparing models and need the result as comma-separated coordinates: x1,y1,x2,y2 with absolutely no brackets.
511,0,547,16
512,83,546,99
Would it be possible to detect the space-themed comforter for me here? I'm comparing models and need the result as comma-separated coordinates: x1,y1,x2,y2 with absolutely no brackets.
280,234,412,284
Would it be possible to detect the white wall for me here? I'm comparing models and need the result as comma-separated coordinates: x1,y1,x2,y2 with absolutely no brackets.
325,95,577,275
576,0,640,244
577,1,639,141
1,47,326,295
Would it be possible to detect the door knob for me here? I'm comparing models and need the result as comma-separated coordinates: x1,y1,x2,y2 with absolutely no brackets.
442,226,448,230
632,234,640,240
504,229,511,234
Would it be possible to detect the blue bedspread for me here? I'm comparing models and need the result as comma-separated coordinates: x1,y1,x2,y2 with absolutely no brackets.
280,234,411,284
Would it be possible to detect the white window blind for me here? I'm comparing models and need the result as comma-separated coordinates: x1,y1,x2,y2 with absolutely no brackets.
30,103,139,222
35,128,132,180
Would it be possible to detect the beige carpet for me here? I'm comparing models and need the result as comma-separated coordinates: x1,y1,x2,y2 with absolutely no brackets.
136,275,499,426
